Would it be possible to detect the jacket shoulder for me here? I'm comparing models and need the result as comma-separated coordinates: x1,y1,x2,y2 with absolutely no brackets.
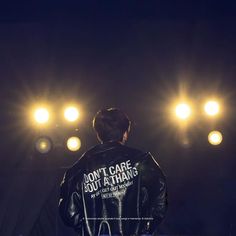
63,152,87,181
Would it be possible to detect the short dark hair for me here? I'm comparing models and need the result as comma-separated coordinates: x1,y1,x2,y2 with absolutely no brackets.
93,108,131,142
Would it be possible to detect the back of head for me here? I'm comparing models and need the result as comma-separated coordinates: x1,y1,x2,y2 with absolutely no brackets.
93,108,131,143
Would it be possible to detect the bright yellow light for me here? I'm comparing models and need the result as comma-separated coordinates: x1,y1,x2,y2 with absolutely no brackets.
175,103,191,120
208,131,223,145
204,101,220,116
40,141,47,149
35,137,52,154
34,108,49,124
64,107,80,122
67,136,81,151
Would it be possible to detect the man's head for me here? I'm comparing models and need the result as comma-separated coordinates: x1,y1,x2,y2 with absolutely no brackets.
93,108,131,144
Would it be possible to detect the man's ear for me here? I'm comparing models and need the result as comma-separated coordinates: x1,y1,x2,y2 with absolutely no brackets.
123,131,128,143
96,134,102,143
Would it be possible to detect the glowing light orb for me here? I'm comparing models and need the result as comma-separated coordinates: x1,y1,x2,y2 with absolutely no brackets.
67,136,81,151
64,107,80,122
204,101,220,116
34,108,49,124
208,131,223,145
175,103,191,120
35,137,52,154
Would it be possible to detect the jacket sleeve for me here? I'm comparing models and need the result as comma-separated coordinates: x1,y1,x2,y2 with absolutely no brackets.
58,168,84,232
139,152,168,235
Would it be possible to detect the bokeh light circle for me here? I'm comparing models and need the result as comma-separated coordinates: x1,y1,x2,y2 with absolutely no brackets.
34,108,49,124
175,103,191,120
204,101,220,116
67,136,81,151
208,131,223,145
35,137,52,154
64,107,80,122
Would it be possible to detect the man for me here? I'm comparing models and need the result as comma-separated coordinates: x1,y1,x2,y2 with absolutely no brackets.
59,108,167,236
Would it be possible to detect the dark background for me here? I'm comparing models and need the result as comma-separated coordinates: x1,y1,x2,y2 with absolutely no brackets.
0,1,236,235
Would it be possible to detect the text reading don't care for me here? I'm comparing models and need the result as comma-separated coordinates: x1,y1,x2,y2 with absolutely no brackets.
83,160,138,194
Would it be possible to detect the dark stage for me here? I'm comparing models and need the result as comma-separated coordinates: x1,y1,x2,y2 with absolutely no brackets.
0,2,236,235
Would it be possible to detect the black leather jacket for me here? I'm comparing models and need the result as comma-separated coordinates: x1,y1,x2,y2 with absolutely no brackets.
59,141,167,236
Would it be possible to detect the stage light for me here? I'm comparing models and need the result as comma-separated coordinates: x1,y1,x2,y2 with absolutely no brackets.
175,103,191,120
64,106,80,122
35,137,52,154
34,108,49,124
204,101,220,116
67,136,81,152
208,131,223,145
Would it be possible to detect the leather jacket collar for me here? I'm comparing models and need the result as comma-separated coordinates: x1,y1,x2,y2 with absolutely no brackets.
89,141,124,154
